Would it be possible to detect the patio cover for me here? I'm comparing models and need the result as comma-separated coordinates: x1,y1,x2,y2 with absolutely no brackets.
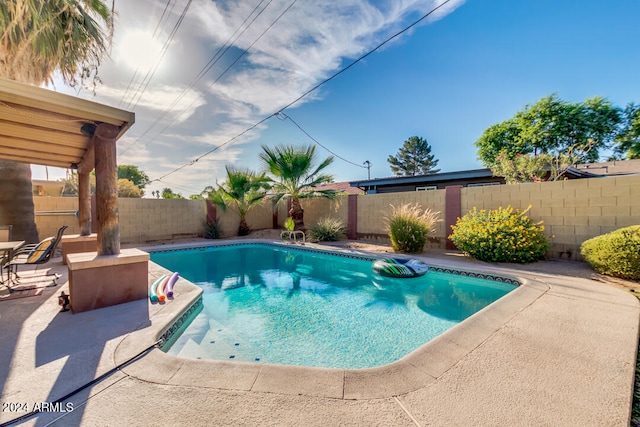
0,77,134,168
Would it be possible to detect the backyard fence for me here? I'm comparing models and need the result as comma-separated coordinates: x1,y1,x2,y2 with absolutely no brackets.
33,174,640,260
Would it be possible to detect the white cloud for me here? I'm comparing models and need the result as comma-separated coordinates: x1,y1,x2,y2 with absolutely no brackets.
79,0,466,195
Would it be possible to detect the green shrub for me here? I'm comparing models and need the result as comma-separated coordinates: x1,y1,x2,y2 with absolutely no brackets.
203,219,222,239
284,217,295,231
449,205,549,263
307,217,345,242
581,225,640,280
385,204,440,254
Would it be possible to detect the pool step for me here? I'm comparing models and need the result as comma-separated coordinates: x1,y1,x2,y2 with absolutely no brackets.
176,337,210,360
197,319,263,363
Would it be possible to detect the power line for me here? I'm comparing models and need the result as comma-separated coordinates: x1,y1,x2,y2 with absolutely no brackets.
118,0,176,108
276,112,366,169
124,0,194,111
119,0,273,155
149,0,453,182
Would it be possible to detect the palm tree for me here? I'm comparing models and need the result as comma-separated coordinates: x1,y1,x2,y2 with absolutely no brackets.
209,167,271,236
0,0,113,242
259,144,335,231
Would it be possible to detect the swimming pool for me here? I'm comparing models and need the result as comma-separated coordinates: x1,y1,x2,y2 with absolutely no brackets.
150,243,517,369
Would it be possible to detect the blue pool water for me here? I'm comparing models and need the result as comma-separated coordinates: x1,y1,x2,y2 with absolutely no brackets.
150,244,516,369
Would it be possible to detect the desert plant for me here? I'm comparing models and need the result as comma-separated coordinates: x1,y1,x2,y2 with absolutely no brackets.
209,167,271,236
284,217,295,231
581,225,640,280
385,204,440,253
307,217,345,242
449,205,548,263
260,144,335,230
203,219,222,239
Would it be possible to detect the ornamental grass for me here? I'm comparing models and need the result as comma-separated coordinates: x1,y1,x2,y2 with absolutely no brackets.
385,203,440,254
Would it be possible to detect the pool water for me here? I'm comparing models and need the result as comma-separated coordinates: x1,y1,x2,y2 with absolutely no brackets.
150,244,515,369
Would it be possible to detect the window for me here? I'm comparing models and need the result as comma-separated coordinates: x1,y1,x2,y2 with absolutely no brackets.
416,186,437,191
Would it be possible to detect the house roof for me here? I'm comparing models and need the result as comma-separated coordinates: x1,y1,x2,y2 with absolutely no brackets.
0,77,135,169
349,168,496,188
315,181,364,194
574,159,640,176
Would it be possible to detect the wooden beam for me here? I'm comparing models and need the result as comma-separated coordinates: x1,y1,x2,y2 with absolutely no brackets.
0,101,86,134
0,78,135,138
0,119,87,147
0,153,72,168
0,135,86,157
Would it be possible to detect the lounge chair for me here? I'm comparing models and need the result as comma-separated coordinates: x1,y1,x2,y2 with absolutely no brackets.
5,225,68,290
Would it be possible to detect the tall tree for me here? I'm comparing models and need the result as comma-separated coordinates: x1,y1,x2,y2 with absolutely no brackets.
259,144,335,231
0,0,113,242
387,136,440,176
475,95,622,175
209,167,271,236
613,103,640,159
118,165,151,191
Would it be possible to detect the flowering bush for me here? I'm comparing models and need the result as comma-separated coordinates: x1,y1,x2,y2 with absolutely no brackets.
581,226,640,280
449,205,549,263
385,204,440,254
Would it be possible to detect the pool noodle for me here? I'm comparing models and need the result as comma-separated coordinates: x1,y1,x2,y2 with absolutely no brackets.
149,274,166,303
157,275,169,302
165,272,179,298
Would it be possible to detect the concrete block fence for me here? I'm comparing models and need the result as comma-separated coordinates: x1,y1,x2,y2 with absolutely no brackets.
32,174,640,260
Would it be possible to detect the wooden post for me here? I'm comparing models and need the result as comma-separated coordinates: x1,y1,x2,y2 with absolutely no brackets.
77,170,92,236
77,140,95,236
93,123,120,256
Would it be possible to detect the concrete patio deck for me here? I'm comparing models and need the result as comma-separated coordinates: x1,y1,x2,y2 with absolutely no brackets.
0,239,638,426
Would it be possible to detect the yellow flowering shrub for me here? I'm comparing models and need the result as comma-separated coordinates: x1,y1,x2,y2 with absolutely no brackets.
449,205,549,263
581,226,640,280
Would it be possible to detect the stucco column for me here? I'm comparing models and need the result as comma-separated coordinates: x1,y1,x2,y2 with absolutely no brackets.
445,185,463,250
93,123,120,255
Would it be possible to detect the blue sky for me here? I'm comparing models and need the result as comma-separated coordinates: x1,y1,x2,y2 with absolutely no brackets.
33,0,640,197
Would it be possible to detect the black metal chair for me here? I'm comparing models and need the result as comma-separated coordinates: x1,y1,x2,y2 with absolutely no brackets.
5,225,68,291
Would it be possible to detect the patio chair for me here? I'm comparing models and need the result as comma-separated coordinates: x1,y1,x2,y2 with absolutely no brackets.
6,225,68,288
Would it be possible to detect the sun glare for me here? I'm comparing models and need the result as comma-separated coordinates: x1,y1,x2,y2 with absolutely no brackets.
116,30,164,71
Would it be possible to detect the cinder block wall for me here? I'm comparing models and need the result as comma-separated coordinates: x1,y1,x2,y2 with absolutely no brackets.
299,197,349,229
356,190,446,249
216,202,274,237
33,197,80,239
118,198,206,244
31,175,640,259
460,175,640,259
33,197,207,244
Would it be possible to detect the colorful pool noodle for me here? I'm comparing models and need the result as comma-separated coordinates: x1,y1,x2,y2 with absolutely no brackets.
149,274,167,303
157,275,169,302
165,272,179,298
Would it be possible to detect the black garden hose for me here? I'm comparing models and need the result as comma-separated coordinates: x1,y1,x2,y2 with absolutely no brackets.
0,341,160,427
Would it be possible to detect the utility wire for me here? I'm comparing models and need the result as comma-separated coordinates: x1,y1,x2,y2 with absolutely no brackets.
118,0,176,108
119,0,273,155
150,0,452,182
276,112,366,169
125,0,194,111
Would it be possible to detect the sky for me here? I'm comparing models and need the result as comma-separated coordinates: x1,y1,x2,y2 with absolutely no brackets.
31,0,640,197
